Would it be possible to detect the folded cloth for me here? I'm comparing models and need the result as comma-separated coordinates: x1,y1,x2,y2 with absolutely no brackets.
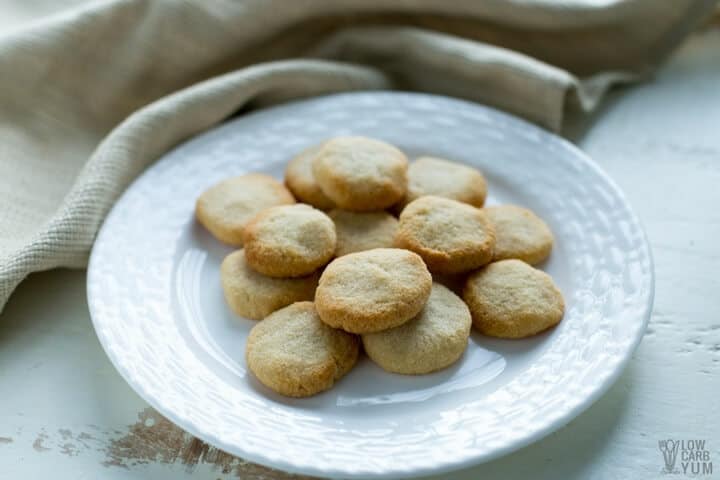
0,0,716,312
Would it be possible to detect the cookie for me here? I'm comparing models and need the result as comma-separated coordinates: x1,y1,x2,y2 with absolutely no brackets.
315,248,432,333
284,145,335,210
196,174,295,246
312,136,408,211
394,196,495,274
246,302,359,397
362,283,471,375
485,205,554,265
400,156,487,211
329,209,398,257
463,259,564,338
220,250,318,320
243,204,336,277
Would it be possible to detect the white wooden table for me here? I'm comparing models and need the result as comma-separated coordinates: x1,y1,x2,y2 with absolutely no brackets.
1,26,718,480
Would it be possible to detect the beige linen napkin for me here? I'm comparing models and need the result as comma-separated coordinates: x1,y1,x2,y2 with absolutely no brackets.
0,0,716,312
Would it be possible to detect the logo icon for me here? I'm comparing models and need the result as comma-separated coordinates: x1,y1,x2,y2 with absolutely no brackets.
659,440,680,474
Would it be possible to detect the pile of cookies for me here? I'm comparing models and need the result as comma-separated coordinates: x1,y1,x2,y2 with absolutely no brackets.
196,136,564,398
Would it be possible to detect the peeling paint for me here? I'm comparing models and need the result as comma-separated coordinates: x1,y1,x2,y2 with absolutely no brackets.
103,408,312,479
32,433,50,452
12,409,312,478
76,431,95,449
60,442,79,457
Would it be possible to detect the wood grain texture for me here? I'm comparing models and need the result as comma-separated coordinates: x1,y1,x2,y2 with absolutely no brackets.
0,28,718,480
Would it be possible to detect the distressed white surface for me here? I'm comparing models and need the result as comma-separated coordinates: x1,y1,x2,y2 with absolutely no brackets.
1,28,719,480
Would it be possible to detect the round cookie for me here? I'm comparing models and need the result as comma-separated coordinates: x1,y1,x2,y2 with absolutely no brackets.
394,196,495,274
285,145,335,210
329,209,398,257
196,174,295,246
362,283,471,375
312,136,408,211
463,259,564,338
400,156,487,210
485,205,554,265
246,302,359,397
243,204,336,277
220,250,319,320
315,248,432,333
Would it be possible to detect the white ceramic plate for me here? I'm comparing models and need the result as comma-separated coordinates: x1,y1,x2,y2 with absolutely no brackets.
88,92,653,479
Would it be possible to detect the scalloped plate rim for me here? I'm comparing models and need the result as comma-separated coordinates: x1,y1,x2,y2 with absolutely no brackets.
87,91,654,479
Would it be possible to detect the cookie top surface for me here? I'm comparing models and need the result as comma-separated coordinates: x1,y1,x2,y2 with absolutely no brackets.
312,136,408,211
463,259,564,338
243,204,336,277
315,248,432,333
403,156,487,209
195,174,295,246
362,283,471,375
285,145,335,210
246,302,359,397
220,249,319,320
485,205,554,265
394,196,495,274
328,209,398,257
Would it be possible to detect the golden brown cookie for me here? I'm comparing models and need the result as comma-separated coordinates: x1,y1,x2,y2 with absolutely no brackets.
284,145,335,210
362,283,471,375
196,174,295,246
243,204,336,278
312,136,408,211
246,302,359,397
394,196,495,274
485,205,554,265
220,250,319,320
463,259,564,338
315,248,432,333
399,156,487,211
328,209,398,257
